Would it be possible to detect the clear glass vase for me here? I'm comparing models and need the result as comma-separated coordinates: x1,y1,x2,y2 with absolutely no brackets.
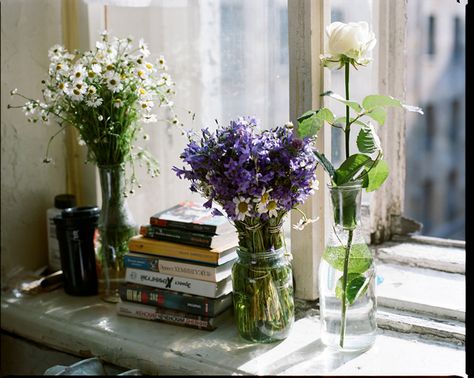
318,182,377,351
96,164,137,303
232,223,294,343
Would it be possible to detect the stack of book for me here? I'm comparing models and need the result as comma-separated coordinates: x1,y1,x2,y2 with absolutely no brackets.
116,201,238,331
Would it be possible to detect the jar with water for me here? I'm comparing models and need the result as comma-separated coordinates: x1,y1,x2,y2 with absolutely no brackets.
318,181,377,351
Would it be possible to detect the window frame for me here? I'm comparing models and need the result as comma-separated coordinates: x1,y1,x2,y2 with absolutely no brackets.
69,0,418,300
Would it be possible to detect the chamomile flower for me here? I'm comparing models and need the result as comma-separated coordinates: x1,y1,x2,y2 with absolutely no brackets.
113,98,123,108
86,96,103,108
69,88,84,102
106,73,123,93
138,38,150,57
70,64,87,82
158,55,166,67
259,199,279,218
73,82,88,94
139,101,154,111
254,188,272,205
233,196,252,221
91,63,102,74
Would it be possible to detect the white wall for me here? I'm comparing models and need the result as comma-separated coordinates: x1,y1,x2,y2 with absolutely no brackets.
1,0,67,279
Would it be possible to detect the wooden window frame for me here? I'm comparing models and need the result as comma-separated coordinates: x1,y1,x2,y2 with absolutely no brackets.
68,0,411,301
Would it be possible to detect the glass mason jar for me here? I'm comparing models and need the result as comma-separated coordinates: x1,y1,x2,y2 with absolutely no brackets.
318,181,377,351
232,223,294,343
96,164,138,303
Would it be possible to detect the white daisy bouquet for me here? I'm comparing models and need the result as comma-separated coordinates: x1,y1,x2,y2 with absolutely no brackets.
9,31,177,191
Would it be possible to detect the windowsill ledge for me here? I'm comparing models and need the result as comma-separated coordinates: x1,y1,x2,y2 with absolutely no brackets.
1,238,466,376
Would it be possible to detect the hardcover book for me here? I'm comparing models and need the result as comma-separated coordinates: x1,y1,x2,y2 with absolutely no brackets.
119,282,233,317
116,301,232,331
149,201,234,235
128,235,237,266
124,252,236,283
125,267,233,298
139,224,238,250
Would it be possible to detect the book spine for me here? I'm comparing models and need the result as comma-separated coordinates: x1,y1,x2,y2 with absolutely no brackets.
149,218,216,234
119,284,215,316
140,225,212,248
125,268,228,298
124,253,160,272
116,301,216,330
158,259,220,283
128,238,219,265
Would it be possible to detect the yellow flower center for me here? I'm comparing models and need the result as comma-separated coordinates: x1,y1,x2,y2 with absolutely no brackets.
110,79,117,85
238,202,249,214
139,88,146,95
106,64,114,71
145,63,153,70
58,83,65,89
73,89,81,95
267,200,277,211
88,71,95,78
75,72,81,78
261,192,269,204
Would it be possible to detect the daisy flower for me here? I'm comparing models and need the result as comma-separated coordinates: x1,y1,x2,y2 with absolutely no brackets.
233,197,252,221
106,73,123,93
70,65,87,82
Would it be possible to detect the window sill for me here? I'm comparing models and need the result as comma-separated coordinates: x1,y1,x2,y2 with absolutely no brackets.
0,238,466,376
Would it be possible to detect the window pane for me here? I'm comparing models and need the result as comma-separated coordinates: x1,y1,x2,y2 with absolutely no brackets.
329,0,376,168
405,0,465,240
96,0,289,228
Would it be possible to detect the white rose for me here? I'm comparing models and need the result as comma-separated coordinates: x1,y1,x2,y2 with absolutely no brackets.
321,21,376,69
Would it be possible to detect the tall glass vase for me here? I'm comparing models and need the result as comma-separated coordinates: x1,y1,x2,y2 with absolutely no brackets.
232,222,294,343
318,182,377,351
96,164,137,303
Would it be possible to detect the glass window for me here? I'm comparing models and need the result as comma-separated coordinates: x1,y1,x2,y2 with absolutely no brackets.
427,15,436,56
425,104,436,152
97,0,289,228
405,1,465,241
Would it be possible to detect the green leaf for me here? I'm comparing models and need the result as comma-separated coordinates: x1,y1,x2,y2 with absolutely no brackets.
366,159,389,192
335,273,370,305
322,91,362,113
356,124,382,154
322,244,373,273
334,154,371,185
362,95,401,111
366,107,386,125
362,94,424,115
314,150,336,179
333,116,367,128
297,108,334,139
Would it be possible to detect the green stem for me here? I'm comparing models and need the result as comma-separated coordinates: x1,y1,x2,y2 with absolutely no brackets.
340,229,353,348
344,61,350,159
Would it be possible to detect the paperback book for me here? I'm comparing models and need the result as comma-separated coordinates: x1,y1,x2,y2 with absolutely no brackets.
125,267,233,298
117,300,232,331
139,224,238,250
128,235,237,265
119,282,233,317
124,252,235,283
149,201,234,235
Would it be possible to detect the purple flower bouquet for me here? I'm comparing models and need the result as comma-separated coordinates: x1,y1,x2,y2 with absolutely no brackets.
174,116,318,342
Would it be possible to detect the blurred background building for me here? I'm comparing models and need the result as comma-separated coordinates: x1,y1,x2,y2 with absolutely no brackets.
405,0,465,240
